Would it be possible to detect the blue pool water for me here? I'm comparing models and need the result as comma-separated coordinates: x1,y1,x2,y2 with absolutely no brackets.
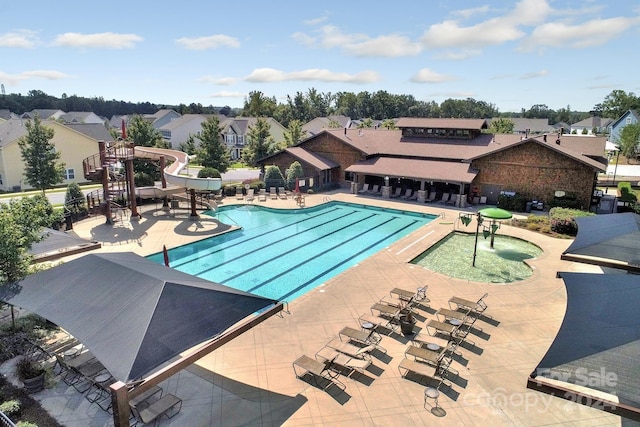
148,201,435,301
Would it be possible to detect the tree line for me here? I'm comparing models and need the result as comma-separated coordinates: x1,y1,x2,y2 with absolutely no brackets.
3,88,638,129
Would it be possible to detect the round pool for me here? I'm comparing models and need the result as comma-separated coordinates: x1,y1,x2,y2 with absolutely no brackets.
411,232,542,283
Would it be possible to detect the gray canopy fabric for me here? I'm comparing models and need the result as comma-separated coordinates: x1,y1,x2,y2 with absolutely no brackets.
0,252,279,383
562,213,640,270
531,272,640,410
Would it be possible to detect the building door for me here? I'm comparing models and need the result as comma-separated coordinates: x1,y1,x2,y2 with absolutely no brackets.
482,184,502,205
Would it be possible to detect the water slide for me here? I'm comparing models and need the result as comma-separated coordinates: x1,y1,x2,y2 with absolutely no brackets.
133,146,222,198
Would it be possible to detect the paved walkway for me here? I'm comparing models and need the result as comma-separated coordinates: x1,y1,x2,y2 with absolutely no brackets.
8,190,629,426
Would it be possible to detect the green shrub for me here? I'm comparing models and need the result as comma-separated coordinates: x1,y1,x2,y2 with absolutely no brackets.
549,207,594,235
618,182,637,202
0,399,21,416
263,165,285,189
497,193,527,212
134,171,154,187
197,167,221,178
17,422,39,427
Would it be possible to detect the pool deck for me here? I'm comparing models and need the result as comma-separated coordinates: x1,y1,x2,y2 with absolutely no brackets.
13,190,628,426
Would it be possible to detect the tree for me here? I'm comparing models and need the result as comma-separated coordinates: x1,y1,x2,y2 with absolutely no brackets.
0,194,63,284
263,165,285,189
619,123,640,160
381,119,397,130
285,161,304,190
489,118,515,134
242,118,275,166
196,116,230,172
64,182,87,217
595,90,640,119
179,134,197,155
283,120,307,147
242,91,277,117
18,115,65,192
127,114,166,148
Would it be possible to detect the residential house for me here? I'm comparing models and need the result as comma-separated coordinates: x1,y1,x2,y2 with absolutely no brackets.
488,117,555,135
608,109,640,145
158,114,225,149
0,109,18,121
143,109,181,129
61,111,104,125
570,116,613,135
21,109,66,121
0,119,109,192
302,115,351,136
257,118,606,209
220,117,287,160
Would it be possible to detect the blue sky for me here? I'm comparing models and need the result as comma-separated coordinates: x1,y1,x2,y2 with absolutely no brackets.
1,0,639,113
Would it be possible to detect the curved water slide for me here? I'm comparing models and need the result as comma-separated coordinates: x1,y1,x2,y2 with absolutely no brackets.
134,146,222,193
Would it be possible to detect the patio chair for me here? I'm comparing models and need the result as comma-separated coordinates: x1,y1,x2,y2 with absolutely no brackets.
338,325,383,349
479,196,487,204
446,193,458,205
258,188,267,202
436,307,473,324
368,184,380,195
325,338,375,360
425,191,437,203
245,188,254,202
390,286,429,306
269,187,278,199
358,183,370,194
398,358,444,388
408,191,419,201
401,189,412,199
293,355,345,390
390,187,402,198
235,187,243,200
448,293,488,314
438,193,451,204
278,187,288,199
315,346,372,377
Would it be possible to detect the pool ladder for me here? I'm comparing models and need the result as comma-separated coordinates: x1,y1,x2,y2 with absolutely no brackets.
323,196,332,202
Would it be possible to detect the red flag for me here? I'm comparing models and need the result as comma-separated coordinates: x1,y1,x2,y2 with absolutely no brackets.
121,118,127,140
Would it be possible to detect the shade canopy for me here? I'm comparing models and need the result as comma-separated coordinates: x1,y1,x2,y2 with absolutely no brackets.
0,252,279,383
531,272,640,410
479,207,512,220
562,213,640,270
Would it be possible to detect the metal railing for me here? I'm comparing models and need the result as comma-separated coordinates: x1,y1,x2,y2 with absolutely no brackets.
0,411,17,427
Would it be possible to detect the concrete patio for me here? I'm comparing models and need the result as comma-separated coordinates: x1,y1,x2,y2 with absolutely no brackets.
6,189,632,426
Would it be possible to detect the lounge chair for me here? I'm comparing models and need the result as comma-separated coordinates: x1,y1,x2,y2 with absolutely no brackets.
339,325,383,348
446,194,458,205
368,184,380,195
269,187,278,199
315,346,372,377
448,293,488,314
245,188,254,202
325,338,376,360
293,355,344,390
258,188,267,202
398,358,444,387
278,187,288,199
479,196,487,204
358,183,370,194
390,286,429,306
390,187,402,198
436,307,473,324
438,193,451,204
425,191,437,203
400,189,412,199
235,187,243,200
408,191,419,201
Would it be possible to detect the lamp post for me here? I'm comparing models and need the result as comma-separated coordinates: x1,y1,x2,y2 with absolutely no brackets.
472,213,482,267
612,148,620,190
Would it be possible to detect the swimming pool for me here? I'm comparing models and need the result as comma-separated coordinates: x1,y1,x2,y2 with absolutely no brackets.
148,201,436,301
411,232,543,283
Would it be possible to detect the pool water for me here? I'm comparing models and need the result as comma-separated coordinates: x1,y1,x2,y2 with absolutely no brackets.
148,202,436,301
411,232,543,283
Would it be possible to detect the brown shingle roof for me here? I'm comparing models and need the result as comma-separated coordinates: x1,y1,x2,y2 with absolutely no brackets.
346,157,478,183
395,117,487,130
285,147,339,170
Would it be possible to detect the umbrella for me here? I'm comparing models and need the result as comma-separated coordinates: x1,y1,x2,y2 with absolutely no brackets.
294,177,300,194
163,245,170,267
121,118,127,140
479,207,512,220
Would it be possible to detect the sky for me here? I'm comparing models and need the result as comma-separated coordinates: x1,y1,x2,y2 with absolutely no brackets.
1,0,639,113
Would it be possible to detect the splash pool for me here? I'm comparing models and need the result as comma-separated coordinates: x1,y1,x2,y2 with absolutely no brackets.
148,202,436,301
411,232,543,283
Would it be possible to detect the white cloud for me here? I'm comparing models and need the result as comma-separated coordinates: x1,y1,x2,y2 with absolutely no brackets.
176,35,240,50
410,68,456,83
210,91,245,98
0,30,39,48
292,25,419,57
0,70,71,85
520,16,640,50
434,49,481,60
421,0,551,49
303,16,328,26
452,5,490,20
53,32,142,49
519,70,549,79
244,68,380,84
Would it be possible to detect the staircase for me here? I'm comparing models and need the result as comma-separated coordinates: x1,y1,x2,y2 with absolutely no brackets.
82,141,136,221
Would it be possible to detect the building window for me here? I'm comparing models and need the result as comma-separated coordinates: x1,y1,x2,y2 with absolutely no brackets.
226,134,235,145
626,117,632,125
65,169,75,180
237,135,244,145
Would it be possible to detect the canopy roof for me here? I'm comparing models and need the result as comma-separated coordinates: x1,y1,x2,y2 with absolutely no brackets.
531,272,640,411
0,252,279,382
561,213,640,271
479,207,513,219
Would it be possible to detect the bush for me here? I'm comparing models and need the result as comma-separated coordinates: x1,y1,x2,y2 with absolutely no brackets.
497,193,527,212
548,207,594,236
618,182,637,202
197,167,221,178
0,399,21,416
134,171,154,187
263,165,285,189
15,358,45,381
17,422,39,427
